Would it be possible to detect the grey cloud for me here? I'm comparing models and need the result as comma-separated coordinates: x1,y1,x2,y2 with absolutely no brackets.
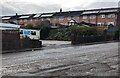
0,3,17,16
0,1,119,16
72,2,118,11
0,2,61,16
85,2,118,9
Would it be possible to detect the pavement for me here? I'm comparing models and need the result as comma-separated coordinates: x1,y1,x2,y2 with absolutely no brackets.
1,40,119,76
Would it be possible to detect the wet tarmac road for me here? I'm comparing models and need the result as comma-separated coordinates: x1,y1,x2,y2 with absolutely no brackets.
1,41,119,76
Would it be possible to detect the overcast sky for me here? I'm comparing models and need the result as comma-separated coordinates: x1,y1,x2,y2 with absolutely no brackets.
0,0,120,16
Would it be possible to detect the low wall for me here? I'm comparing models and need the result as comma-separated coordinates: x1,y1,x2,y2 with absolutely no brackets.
2,30,42,53
2,39,42,51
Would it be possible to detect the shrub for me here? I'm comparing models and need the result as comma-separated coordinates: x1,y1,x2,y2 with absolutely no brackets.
25,23,33,29
114,30,120,40
48,28,71,41
40,26,51,39
34,20,51,29
70,26,103,36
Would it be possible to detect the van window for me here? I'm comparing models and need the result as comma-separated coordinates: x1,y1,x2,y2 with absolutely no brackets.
31,31,36,35
20,30,23,34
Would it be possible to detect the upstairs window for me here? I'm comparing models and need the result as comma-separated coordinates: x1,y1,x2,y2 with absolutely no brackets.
67,17,71,20
34,19,38,21
90,15,96,19
20,19,23,22
108,14,115,18
59,17,64,21
83,16,87,19
24,19,27,22
99,14,105,18
41,18,44,21
30,19,32,22
53,17,57,21
46,18,50,20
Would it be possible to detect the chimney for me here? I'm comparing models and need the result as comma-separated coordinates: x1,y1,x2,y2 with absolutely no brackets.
60,8,62,14
16,13,18,24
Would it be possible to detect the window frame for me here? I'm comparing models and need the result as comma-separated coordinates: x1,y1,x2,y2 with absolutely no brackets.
83,15,87,19
90,15,96,19
99,14,105,18
31,31,36,35
108,14,115,18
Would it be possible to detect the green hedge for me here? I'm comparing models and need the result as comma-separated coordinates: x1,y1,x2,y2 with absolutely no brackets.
70,26,103,36
48,26,103,41
48,28,71,41
47,26,119,41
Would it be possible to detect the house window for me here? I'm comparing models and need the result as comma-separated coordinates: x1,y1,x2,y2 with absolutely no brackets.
97,22,105,26
24,19,27,22
30,19,32,22
41,18,44,21
59,17,64,21
99,14,105,18
67,17,71,20
107,22,114,26
34,19,37,21
31,31,36,35
73,16,79,20
83,16,87,19
53,17,57,21
46,18,50,20
20,19,23,22
108,14,115,18
90,15,96,19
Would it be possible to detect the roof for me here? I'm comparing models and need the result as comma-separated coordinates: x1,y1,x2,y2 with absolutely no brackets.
0,23,20,28
54,11,83,17
82,11,99,15
100,9,118,13
18,14,34,19
1,7,119,19
81,8,118,15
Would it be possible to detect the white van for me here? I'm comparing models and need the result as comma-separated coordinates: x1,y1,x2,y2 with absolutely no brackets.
20,29,40,40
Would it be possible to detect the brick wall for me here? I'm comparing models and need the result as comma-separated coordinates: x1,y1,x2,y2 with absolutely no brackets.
17,13,118,26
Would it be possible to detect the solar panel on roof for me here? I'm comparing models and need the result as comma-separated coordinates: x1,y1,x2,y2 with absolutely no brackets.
19,16,30,19
82,11,99,14
34,14,41,18
41,14,53,17
100,9,118,13
2,17,11,19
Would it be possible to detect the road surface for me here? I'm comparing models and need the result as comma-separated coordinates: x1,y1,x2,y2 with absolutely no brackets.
1,41,119,76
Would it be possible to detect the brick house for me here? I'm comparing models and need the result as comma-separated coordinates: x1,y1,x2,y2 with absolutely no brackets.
80,8,118,26
1,7,119,27
17,14,35,26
